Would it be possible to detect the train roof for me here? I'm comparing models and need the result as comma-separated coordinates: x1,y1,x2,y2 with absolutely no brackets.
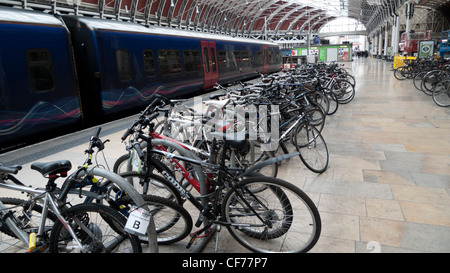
0,6,64,27
62,15,278,47
0,6,277,46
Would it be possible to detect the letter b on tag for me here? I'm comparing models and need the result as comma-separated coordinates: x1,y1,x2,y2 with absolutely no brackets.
125,208,151,236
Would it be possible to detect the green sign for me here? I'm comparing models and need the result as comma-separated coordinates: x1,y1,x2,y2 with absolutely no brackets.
419,41,434,59
319,48,327,61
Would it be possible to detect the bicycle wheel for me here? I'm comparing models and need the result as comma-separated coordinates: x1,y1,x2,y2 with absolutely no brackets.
338,73,356,87
294,124,329,173
331,79,355,104
325,91,339,115
0,197,58,252
413,71,427,91
433,79,450,107
308,91,329,116
422,71,442,96
305,105,326,133
48,203,142,253
394,66,408,80
120,195,192,245
221,176,321,253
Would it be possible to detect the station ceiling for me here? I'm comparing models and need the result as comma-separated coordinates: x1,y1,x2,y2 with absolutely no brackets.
1,0,450,38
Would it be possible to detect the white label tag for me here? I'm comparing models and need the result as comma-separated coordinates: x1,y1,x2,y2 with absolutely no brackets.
124,207,151,236
131,150,141,173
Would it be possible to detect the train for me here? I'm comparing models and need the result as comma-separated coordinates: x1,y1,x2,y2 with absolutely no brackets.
0,6,282,152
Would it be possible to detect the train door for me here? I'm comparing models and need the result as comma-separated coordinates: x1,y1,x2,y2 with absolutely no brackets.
201,41,219,90
262,45,269,74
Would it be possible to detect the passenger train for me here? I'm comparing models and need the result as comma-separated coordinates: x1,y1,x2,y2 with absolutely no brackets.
0,6,281,152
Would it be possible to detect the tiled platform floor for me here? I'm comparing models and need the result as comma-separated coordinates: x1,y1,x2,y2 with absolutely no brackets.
0,57,449,253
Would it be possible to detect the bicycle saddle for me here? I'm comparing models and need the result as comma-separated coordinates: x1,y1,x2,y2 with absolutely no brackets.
31,160,72,177
210,131,249,150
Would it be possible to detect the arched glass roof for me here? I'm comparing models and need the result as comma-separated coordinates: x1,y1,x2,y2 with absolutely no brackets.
1,0,449,39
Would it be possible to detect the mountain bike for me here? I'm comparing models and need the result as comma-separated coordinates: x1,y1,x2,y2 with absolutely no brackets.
0,163,142,253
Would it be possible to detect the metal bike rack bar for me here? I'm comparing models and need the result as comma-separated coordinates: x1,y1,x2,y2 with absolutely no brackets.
80,167,159,253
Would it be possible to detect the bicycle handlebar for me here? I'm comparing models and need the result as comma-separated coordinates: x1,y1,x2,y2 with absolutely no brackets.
121,112,160,141
86,127,105,153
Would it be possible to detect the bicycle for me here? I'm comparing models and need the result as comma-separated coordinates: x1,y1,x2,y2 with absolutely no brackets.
0,162,142,253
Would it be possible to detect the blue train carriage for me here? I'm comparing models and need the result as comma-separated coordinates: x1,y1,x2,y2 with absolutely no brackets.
61,15,281,124
0,7,81,151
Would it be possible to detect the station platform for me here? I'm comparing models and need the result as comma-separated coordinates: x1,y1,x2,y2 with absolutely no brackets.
0,57,449,253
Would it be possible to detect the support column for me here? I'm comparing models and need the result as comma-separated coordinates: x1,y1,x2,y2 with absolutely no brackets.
373,34,377,56
405,2,414,34
384,22,389,59
378,29,383,58
391,14,399,57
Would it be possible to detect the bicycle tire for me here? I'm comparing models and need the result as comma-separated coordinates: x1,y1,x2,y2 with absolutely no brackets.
422,71,442,95
413,71,427,91
394,66,407,80
325,91,339,115
432,79,450,107
294,124,329,173
338,73,356,87
48,203,142,253
221,176,321,253
331,79,355,104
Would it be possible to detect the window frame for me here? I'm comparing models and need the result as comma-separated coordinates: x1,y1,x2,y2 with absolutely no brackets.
182,49,202,72
158,49,182,75
116,49,133,81
26,49,55,92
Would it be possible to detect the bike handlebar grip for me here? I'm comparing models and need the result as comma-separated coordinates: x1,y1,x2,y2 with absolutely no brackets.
94,127,101,138
121,127,132,141
147,112,159,121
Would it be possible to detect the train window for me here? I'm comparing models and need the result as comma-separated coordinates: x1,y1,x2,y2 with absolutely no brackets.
116,49,132,81
233,51,241,66
143,50,156,77
203,47,210,73
158,50,181,75
256,51,263,66
218,51,229,68
210,48,217,72
183,50,201,72
241,51,250,67
26,49,55,92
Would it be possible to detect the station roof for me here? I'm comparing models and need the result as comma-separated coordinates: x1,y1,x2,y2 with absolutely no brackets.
1,0,449,38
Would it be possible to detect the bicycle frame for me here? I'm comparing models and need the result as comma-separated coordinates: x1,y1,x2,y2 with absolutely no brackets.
0,182,84,250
